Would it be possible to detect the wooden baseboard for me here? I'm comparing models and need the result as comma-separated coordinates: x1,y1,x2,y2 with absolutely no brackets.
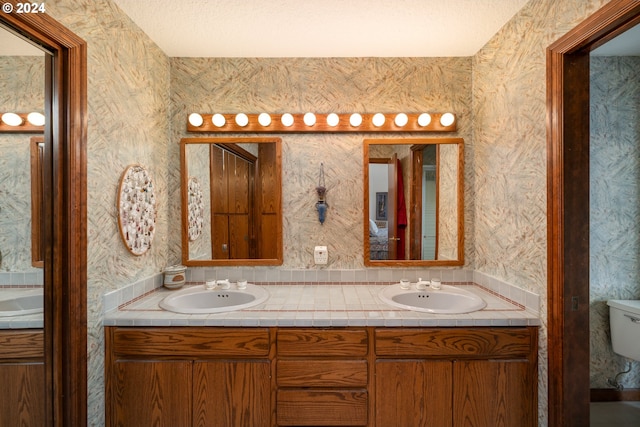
591,388,640,402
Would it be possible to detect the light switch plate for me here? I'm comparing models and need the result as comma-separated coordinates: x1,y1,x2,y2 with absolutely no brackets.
314,246,328,264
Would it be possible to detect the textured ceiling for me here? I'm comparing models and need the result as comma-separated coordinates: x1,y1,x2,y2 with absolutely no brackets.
112,0,530,57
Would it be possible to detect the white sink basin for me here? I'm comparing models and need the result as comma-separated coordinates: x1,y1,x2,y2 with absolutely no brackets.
159,284,268,314
0,290,44,317
379,284,486,314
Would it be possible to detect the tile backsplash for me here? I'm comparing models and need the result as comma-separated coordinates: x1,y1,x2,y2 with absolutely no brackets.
102,267,540,315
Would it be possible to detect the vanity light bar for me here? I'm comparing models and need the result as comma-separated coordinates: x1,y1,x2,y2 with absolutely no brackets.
0,112,45,133
186,112,456,133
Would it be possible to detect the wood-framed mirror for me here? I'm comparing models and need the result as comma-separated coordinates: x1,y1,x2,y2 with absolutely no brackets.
180,137,283,266
0,6,87,427
364,138,464,267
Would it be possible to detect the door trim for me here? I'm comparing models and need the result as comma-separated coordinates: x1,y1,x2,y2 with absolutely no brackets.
0,5,88,426
546,1,640,425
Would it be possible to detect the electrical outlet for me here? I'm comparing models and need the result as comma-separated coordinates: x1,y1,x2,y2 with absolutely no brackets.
314,246,328,264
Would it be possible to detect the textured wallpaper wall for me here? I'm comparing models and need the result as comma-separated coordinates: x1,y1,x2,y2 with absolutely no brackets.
472,0,611,424
44,1,171,424
590,56,640,389
170,57,474,269
0,56,44,274
19,0,638,425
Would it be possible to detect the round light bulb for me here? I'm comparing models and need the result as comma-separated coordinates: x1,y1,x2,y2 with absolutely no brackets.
372,113,385,127
258,113,271,126
349,113,362,127
440,113,455,127
417,113,432,127
303,112,316,126
326,113,339,127
1,112,23,127
212,113,226,127
235,113,249,127
27,112,45,126
281,113,294,127
394,113,408,127
188,113,203,127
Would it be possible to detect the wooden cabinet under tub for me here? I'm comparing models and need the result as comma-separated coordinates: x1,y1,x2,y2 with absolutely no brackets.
105,326,538,427
0,329,45,426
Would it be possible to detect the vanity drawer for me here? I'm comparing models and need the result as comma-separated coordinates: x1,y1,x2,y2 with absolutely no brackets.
277,328,368,357
277,359,368,387
375,327,535,358
277,389,368,426
110,327,270,357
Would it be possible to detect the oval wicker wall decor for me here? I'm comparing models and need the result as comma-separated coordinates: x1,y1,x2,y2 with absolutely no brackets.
117,164,157,256
187,176,204,241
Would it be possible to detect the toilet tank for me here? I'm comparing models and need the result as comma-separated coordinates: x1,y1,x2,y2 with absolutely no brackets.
607,300,640,361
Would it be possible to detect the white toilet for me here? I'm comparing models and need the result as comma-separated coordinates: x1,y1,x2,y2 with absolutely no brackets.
607,299,640,360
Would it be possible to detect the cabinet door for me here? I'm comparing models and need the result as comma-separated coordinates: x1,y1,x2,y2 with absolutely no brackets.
111,361,192,427
375,360,453,427
453,360,535,427
0,363,45,426
193,360,270,427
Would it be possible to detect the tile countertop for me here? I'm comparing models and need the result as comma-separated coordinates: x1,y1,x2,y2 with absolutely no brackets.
104,282,541,327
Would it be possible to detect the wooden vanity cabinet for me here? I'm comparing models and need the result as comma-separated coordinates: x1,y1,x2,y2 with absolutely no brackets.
105,327,273,427
105,326,537,427
275,328,369,426
374,327,538,427
0,329,45,426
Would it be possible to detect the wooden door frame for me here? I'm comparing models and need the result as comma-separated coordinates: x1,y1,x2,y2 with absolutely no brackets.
546,1,640,425
0,4,87,427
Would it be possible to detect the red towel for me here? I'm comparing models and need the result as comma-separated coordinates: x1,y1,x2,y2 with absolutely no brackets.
396,159,407,259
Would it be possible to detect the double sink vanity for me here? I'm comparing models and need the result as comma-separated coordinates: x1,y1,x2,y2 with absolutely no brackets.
104,136,539,427
104,279,539,427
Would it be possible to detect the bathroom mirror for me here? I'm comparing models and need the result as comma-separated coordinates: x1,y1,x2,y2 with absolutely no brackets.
181,137,283,266
363,138,464,266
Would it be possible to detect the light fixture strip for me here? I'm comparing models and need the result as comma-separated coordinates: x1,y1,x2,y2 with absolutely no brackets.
0,112,45,133
187,113,456,133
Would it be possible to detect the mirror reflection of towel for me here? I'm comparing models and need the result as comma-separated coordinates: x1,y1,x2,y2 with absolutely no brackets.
396,159,407,259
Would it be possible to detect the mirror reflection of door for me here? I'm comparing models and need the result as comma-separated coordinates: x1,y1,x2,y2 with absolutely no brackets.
365,138,464,266
211,144,254,259
421,144,438,260
181,137,283,266
0,25,47,425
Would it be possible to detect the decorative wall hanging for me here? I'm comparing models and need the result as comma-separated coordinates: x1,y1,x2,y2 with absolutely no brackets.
117,164,157,256
316,163,328,224
186,112,456,133
187,176,204,241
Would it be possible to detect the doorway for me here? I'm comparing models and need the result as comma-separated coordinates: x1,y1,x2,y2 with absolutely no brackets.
547,1,640,426
0,9,87,427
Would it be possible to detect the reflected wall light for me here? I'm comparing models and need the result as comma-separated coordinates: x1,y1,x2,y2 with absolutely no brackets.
235,113,249,127
394,113,408,127
372,113,385,127
258,113,271,126
281,113,294,127
188,113,203,127
349,113,362,127
1,112,23,126
27,112,45,126
303,112,316,126
326,113,339,127
440,112,455,127
212,113,226,127
418,113,432,127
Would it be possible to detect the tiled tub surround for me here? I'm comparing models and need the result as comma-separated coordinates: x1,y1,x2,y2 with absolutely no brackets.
0,286,43,329
103,270,540,327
